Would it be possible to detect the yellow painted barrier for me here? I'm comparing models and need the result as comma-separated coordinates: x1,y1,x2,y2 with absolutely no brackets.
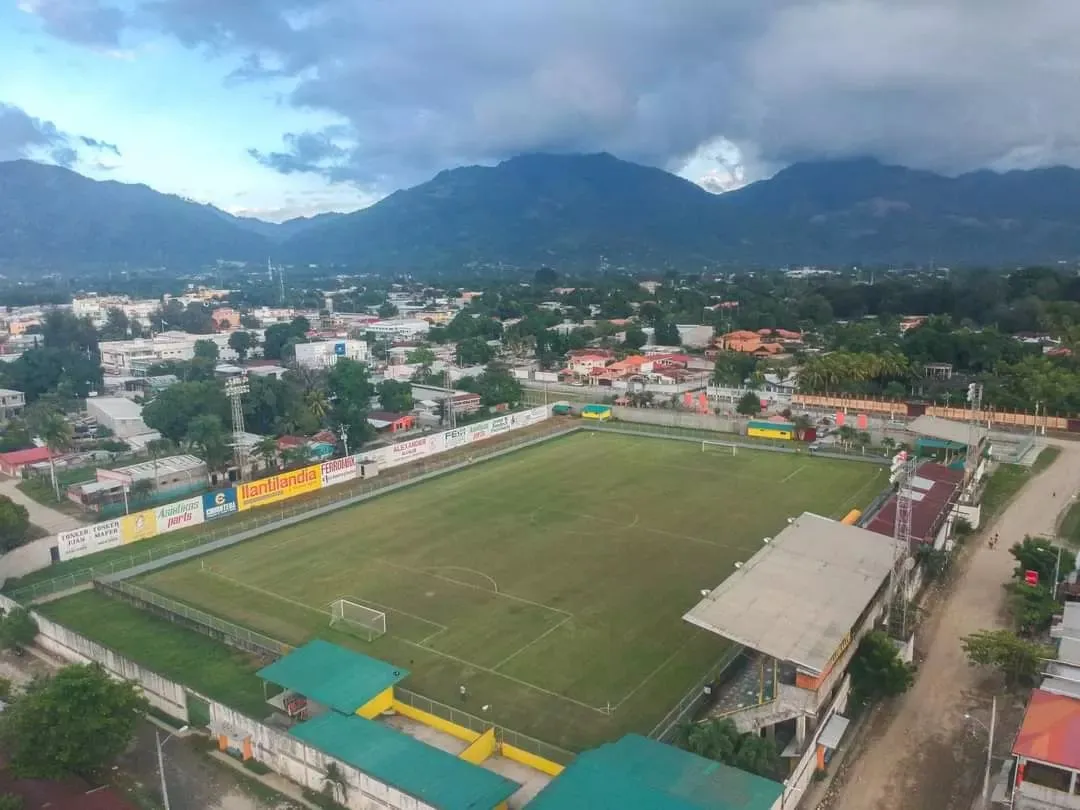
391,700,480,743
459,728,497,765
841,509,862,526
356,687,394,719
500,743,565,777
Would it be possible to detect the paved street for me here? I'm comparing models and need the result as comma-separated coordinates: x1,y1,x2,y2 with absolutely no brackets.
824,443,1080,810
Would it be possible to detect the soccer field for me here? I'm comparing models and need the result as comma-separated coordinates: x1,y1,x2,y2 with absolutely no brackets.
137,432,886,751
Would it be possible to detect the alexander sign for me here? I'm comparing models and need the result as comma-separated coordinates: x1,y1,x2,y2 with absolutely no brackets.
391,437,432,463
155,496,205,534
237,464,322,510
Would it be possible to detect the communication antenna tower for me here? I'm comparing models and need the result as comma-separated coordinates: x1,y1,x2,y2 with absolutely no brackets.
279,264,286,305
888,449,917,637
225,374,249,478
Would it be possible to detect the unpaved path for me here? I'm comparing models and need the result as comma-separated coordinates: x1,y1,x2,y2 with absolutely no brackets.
824,442,1080,810
0,477,86,581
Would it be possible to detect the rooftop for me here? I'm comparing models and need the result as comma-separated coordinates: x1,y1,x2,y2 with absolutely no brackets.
528,734,783,810
257,640,408,714
907,414,987,446
1013,689,1080,772
863,463,963,547
87,396,144,420
290,712,518,810
0,446,52,466
683,512,895,675
114,454,206,482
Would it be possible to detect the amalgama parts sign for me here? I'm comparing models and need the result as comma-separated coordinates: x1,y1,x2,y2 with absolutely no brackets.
154,496,205,534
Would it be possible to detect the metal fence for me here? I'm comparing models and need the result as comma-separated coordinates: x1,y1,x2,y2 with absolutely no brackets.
98,579,291,658
647,645,744,743
394,687,575,765
10,422,578,604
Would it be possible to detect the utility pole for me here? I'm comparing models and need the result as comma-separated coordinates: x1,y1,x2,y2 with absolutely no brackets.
155,725,189,810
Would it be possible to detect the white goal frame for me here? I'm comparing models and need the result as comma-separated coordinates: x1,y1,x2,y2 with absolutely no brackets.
701,440,738,455
329,599,387,642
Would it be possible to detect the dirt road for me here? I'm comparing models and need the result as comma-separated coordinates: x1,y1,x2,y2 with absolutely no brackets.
0,477,86,582
824,443,1080,810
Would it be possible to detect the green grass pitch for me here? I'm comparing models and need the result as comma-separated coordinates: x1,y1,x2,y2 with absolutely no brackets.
88,432,886,751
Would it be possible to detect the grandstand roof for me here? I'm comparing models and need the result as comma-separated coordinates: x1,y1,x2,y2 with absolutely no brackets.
290,712,518,810
528,734,783,810
683,512,895,675
257,640,408,714
907,415,987,446
863,463,963,548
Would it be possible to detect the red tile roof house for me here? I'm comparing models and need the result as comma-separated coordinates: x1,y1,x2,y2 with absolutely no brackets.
1012,689,1080,805
0,446,53,477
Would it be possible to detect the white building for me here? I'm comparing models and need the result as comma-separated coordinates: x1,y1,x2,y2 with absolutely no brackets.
86,397,150,438
72,295,160,328
294,339,370,369
0,388,25,421
364,319,431,340
98,331,253,374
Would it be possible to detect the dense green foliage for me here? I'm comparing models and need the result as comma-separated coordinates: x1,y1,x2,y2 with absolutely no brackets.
0,495,30,552
849,630,915,706
675,718,781,778
962,629,1054,688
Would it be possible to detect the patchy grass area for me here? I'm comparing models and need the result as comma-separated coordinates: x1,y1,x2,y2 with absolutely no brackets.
102,431,886,751
981,446,1062,526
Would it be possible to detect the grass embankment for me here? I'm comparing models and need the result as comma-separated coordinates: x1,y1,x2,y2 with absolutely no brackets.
980,446,1061,525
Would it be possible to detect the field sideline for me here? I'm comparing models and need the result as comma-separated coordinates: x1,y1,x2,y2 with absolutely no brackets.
79,432,886,750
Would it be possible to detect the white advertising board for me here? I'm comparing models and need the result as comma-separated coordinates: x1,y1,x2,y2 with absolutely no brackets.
321,456,359,487
154,496,205,535
389,436,435,467
57,519,122,561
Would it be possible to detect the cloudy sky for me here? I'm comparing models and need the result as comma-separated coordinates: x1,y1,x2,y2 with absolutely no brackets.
3,1,1079,221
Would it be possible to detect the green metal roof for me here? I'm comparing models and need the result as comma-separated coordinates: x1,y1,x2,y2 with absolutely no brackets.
528,734,784,810
256,640,408,714
290,712,518,810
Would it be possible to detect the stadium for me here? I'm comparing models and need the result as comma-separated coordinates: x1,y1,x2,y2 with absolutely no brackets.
28,419,912,809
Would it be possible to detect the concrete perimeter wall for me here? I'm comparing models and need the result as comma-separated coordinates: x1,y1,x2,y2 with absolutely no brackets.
0,591,439,810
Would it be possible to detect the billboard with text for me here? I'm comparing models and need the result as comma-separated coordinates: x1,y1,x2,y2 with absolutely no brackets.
321,456,358,487
237,464,322,511
57,520,122,561
203,488,238,522
155,496,205,535
120,509,158,544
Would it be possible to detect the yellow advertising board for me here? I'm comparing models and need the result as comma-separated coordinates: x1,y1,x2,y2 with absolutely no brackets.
236,464,323,511
120,508,159,544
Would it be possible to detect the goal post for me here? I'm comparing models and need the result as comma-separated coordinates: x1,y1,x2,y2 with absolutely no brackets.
701,440,737,455
329,599,387,642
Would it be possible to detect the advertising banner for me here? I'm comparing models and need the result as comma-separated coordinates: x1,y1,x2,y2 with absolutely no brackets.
237,464,322,511
360,446,393,470
389,436,434,467
489,416,511,436
155,496,205,535
203,488,239,522
120,509,158,544
528,405,550,424
57,519,122,561
467,419,492,444
321,456,358,488
441,426,470,451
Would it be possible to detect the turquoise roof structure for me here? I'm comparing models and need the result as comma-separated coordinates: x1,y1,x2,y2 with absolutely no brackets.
290,712,518,810
528,734,783,810
256,640,408,714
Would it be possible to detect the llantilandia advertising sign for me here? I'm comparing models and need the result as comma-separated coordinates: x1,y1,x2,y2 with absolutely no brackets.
236,464,322,510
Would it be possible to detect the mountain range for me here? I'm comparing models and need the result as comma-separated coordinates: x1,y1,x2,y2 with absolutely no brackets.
4,153,1080,271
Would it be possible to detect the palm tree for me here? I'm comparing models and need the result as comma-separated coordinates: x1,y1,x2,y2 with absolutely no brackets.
280,445,309,470
305,389,330,424
252,436,279,472
837,424,857,450
27,404,72,499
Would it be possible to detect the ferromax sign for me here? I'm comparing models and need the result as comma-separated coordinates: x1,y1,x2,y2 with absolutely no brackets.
203,488,238,521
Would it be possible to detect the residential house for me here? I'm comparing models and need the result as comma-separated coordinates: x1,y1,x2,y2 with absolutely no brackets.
0,388,25,421
565,349,615,378
367,412,416,433
0,447,53,477
717,331,785,357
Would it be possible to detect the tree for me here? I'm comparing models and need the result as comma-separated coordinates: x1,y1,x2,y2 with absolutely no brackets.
623,326,647,351
849,630,914,705
128,477,154,505
41,310,98,353
533,267,558,287
406,346,436,366
263,318,310,360
143,381,230,443
675,718,779,779
732,733,781,777
653,319,681,346
378,380,414,413
1009,536,1060,586
377,302,399,319
226,330,255,362
736,391,761,416
457,367,522,408
0,794,23,810
327,359,375,446
0,663,146,778
252,436,279,471
836,424,857,449
0,496,31,552
98,307,133,341
961,628,1054,688
26,404,72,499
1006,582,1061,635
185,414,231,471
0,607,36,651
792,414,814,441
456,337,495,366
193,339,219,361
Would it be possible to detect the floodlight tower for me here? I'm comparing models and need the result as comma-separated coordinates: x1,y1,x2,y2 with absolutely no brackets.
965,382,984,484
888,449,917,637
225,374,249,478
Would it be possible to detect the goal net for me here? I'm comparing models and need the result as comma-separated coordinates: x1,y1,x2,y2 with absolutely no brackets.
701,440,737,455
329,599,387,641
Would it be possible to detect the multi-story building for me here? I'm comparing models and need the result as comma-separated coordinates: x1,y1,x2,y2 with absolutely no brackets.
293,340,370,369
363,319,432,340
72,295,160,328
99,331,260,374
0,388,25,421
